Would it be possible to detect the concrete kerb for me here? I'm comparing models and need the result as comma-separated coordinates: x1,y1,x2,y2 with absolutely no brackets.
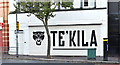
3,56,120,64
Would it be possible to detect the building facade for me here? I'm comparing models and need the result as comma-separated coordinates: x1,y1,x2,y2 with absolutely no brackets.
8,0,107,56
108,2,120,57
0,0,9,53
0,17,3,49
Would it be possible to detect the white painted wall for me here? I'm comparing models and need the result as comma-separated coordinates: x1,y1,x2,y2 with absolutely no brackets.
8,14,30,55
9,0,16,12
29,25,103,56
8,0,107,56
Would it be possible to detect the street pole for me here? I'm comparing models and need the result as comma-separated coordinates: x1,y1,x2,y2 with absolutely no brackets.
16,0,19,58
16,17,18,58
103,38,108,61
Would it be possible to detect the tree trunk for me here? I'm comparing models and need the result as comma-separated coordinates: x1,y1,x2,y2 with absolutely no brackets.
46,26,51,58
42,20,51,59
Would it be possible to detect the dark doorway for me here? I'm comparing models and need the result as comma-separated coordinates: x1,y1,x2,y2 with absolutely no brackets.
108,2,120,57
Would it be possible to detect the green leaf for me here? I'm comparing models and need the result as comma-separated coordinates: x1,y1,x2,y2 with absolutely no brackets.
13,0,73,21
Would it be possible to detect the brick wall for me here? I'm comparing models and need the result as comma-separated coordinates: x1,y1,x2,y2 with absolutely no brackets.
0,31,3,47
0,0,9,53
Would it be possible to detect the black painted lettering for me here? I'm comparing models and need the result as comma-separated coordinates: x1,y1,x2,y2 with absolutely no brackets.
77,30,80,46
70,31,76,46
59,31,65,46
51,31,57,46
82,30,88,46
90,30,97,46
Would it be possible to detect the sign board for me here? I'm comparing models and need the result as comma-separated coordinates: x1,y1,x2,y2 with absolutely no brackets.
0,17,3,30
16,22,19,30
29,25,103,56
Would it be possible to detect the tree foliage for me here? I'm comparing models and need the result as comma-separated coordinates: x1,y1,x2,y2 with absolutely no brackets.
14,0,73,21
13,0,73,58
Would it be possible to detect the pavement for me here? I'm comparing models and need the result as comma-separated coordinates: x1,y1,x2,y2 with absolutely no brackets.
2,54,120,64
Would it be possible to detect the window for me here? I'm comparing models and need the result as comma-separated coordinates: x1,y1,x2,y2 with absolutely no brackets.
82,0,96,8
84,0,88,6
